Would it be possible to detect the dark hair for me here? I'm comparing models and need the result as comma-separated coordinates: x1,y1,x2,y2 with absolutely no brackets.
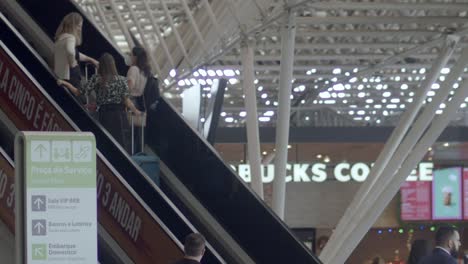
371,256,385,264
132,46,152,77
98,53,118,86
407,239,432,264
435,226,458,246
184,233,205,257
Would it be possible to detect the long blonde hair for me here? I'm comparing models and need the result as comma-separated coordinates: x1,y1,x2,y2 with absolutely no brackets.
55,12,83,45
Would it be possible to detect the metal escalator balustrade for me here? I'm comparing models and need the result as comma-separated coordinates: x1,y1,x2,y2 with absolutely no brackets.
16,0,322,262
0,13,224,264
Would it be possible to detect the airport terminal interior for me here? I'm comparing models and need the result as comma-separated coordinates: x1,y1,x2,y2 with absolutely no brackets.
1,0,468,263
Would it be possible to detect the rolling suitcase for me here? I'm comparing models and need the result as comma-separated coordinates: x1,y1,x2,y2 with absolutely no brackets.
129,113,160,186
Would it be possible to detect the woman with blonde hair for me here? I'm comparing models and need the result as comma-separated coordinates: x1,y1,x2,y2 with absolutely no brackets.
54,12,98,91
58,53,140,151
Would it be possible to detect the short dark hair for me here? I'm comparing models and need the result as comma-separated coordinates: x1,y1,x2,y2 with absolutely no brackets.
184,233,205,257
435,226,458,246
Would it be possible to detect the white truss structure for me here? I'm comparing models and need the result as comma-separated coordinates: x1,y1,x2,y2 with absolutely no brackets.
76,0,468,127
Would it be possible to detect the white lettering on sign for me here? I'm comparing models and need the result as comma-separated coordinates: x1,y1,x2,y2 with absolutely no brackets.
0,61,61,131
97,172,141,242
231,162,434,183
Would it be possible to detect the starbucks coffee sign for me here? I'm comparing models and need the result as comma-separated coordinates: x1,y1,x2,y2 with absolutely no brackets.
231,162,434,183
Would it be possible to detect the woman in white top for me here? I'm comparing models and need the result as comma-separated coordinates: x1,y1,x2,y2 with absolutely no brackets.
126,47,152,153
127,46,151,111
54,12,98,91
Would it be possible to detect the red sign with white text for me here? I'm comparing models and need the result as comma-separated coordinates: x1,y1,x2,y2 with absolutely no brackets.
0,43,183,263
400,181,431,221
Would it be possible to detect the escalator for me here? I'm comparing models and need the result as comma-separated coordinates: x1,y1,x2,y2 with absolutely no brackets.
0,12,226,264
3,0,321,263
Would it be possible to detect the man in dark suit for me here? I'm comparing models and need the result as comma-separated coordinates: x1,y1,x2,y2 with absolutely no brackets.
172,233,206,264
419,226,461,264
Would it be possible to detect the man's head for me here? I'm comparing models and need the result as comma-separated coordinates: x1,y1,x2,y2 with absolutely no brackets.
435,226,461,257
184,233,206,260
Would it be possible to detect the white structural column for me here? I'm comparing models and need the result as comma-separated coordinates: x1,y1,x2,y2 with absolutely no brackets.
142,0,175,69
123,0,162,78
321,36,462,264
94,1,114,42
240,39,263,199
326,54,468,264
180,0,207,53
321,35,458,262
272,7,296,219
159,0,192,66
109,1,135,49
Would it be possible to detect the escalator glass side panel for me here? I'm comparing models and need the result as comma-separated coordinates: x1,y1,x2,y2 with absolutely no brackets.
0,16,195,264
151,100,321,263
16,1,321,262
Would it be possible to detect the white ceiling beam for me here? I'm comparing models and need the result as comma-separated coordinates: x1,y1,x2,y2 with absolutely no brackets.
142,0,176,69
221,53,439,61
263,29,442,37
296,16,468,25
205,63,441,71
257,42,419,49
307,2,468,11
180,0,207,53
159,0,192,66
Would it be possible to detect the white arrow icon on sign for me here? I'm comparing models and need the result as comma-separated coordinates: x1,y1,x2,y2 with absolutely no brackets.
34,222,44,233
33,198,44,209
34,247,43,256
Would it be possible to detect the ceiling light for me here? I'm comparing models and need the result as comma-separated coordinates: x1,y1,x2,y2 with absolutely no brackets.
432,83,440,89
387,104,397,109
390,98,400,103
401,84,408,90
207,70,216,76
383,91,391,97
333,68,341,74
358,92,366,98
333,84,344,91
316,154,322,159
220,112,226,117
198,69,207,76
441,68,450,74
259,117,270,122
264,111,274,116
169,69,177,78
225,117,234,123
224,69,235,76
261,93,268,99
239,111,246,117
444,142,450,147
319,91,331,99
